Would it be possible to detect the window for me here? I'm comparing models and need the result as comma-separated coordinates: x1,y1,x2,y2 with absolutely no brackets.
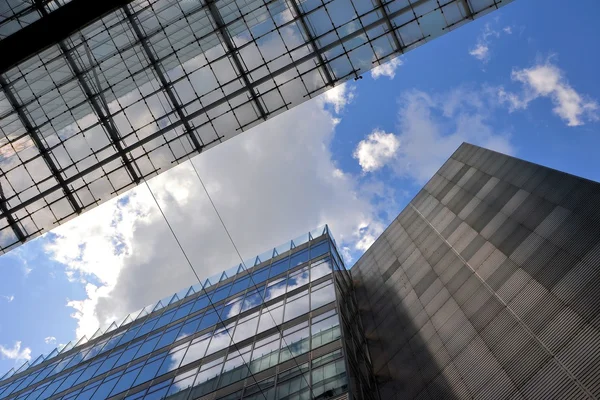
205,325,233,356
173,300,194,321
284,294,309,322
181,337,210,367
311,281,336,310
269,257,289,278
311,259,332,281
232,316,259,344
132,357,163,387
290,249,309,267
310,241,329,258
265,278,286,301
109,365,142,396
179,315,201,340
257,303,283,333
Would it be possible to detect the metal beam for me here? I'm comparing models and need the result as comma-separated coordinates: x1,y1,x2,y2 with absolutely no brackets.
462,0,475,19
62,43,142,184
0,0,137,74
206,0,269,121
122,6,204,153
0,182,26,243
0,76,81,215
30,2,141,184
373,0,404,54
286,0,334,86
1,0,429,220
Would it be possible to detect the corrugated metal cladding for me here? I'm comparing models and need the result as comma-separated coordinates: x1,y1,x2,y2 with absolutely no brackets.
352,143,600,400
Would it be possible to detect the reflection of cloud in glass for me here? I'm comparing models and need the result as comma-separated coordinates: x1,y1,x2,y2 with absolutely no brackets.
287,268,309,292
264,279,287,301
311,283,336,310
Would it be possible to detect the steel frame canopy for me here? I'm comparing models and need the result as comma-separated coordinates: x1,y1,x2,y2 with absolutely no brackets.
0,0,514,254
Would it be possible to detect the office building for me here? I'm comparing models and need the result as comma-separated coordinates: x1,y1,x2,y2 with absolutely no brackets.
0,227,376,400
352,143,600,399
0,0,515,253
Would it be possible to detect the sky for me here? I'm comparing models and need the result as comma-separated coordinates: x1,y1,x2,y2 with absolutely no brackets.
1,0,600,376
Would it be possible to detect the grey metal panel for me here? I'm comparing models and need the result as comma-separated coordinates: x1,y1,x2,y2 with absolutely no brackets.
352,143,600,399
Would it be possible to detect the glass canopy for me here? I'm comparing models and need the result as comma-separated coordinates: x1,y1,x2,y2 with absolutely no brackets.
0,0,514,253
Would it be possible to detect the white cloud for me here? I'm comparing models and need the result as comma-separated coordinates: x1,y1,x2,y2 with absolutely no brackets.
354,87,514,184
1,295,14,303
319,83,356,114
0,341,31,362
469,43,490,62
44,337,57,345
44,82,388,340
371,57,403,80
353,129,400,172
469,23,508,63
498,61,599,126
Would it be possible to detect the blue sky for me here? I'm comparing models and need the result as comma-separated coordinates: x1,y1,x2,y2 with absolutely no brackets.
1,0,600,377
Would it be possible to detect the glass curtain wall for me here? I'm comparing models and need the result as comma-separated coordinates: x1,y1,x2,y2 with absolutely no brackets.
0,228,370,400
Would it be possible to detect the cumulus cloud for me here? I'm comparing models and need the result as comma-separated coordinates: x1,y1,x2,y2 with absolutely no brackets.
44,82,388,340
44,337,57,345
0,341,31,362
353,130,400,172
354,87,514,183
371,57,403,80
498,61,599,126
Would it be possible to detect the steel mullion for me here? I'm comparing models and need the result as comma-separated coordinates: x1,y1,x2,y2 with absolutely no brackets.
205,0,268,121
286,0,334,87
0,76,81,216
122,6,204,153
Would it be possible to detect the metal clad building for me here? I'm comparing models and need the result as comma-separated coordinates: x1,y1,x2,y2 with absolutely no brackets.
352,143,600,399
0,0,515,253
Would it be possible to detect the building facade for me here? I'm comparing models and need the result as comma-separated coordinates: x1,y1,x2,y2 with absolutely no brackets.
352,143,600,399
0,227,377,400
0,0,516,254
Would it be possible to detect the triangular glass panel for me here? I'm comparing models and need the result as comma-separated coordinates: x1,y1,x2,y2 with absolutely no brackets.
29,355,45,368
272,248,278,258
1,368,14,380
203,278,212,289
185,286,195,297
219,272,228,282
152,301,164,313
175,287,188,299
90,327,104,340
168,294,180,305
45,348,60,361
60,341,73,354
236,264,245,274
15,362,29,373
120,315,133,327
105,321,119,333
308,231,314,241
290,240,296,249
254,256,261,266
74,336,88,348
135,306,151,320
